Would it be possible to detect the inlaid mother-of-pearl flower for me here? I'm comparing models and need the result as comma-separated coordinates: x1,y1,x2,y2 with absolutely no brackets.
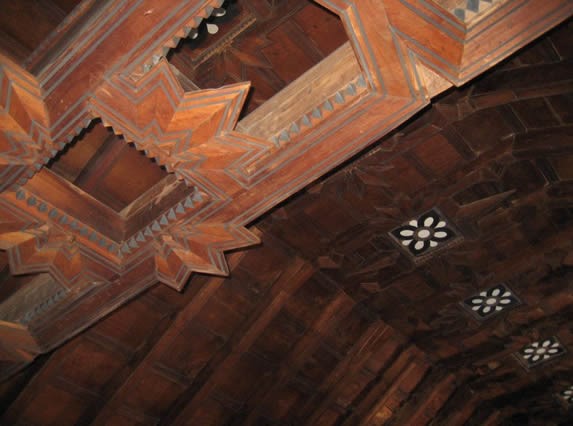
518,337,566,368
391,210,455,256
465,285,519,318
560,385,573,404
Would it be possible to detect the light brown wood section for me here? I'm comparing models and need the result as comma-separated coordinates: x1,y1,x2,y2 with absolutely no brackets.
25,169,123,241
0,0,571,405
236,42,363,140
435,0,506,23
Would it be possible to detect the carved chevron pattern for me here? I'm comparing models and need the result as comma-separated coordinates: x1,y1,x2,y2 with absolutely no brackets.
91,59,271,187
0,192,120,293
0,3,274,293
0,274,68,325
154,223,260,290
270,75,368,147
0,54,54,192
0,0,569,368
130,0,226,77
0,0,360,362
452,0,501,22
119,190,207,256
8,188,121,256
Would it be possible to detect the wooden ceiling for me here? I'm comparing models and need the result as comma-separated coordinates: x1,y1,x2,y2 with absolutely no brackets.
1,0,573,424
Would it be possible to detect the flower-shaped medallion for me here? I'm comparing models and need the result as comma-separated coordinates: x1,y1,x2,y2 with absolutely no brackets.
390,209,458,259
462,284,520,320
559,385,573,405
516,336,566,369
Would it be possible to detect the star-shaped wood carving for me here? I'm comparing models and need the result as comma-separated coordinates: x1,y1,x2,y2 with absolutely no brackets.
0,0,569,369
1,57,268,294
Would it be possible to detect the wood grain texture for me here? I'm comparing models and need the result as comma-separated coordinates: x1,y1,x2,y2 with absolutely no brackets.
0,3,571,424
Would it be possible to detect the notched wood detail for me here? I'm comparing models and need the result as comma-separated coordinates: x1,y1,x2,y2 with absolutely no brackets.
128,0,227,80
0,274,66,359
0,0,570,375
237,42,365,142
91,59,263,187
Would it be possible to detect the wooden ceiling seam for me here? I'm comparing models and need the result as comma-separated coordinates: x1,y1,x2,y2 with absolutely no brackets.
0,1,573,424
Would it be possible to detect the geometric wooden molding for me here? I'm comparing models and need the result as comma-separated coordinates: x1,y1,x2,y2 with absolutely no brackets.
0,273,94,362
0,0,571,369
0,54,54,192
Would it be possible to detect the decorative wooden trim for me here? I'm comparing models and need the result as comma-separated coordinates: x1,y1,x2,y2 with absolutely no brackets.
0,0,570,366
0,54,54,192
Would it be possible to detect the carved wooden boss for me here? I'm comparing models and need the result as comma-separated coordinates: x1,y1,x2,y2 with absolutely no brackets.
0,0,571,364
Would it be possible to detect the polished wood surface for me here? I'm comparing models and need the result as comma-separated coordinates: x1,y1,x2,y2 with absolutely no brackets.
0,0,572,424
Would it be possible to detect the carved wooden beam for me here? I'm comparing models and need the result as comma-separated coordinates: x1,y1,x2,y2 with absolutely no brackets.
0,54,54,192
0,0,571,369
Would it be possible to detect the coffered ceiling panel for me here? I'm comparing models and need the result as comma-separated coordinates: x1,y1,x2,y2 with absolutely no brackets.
0,1,572,425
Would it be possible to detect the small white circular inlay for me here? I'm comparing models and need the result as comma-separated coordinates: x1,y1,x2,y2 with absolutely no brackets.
486,298,497,305
417,229,431,239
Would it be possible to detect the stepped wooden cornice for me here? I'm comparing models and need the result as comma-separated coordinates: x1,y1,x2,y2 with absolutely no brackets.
0,0,571,369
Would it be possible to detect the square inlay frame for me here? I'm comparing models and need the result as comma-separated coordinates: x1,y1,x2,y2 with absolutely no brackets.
514,336,567,370
388,208,463,263
461,283,521,321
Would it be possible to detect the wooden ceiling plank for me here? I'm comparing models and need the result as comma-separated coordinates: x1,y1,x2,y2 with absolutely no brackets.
82,266,242,424
241,288,356,424
0,0,571,402
167,257,315,424
0,285,192,425
72,134,127,192
48,122,112,183
0,0,65,56
387,369,457,426
298,322,392,423
344,347,428,426
431,385,481,426
70,294,191,426
87,246,270,423
0,30,31,64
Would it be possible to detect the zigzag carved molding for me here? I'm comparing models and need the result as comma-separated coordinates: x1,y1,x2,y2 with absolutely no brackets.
0,0,571,368
90,59,274,193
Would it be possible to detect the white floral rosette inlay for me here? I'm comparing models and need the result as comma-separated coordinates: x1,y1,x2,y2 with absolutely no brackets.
465,285,518,317
391,210,455,256
518,337,566,367
560,385,573,404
